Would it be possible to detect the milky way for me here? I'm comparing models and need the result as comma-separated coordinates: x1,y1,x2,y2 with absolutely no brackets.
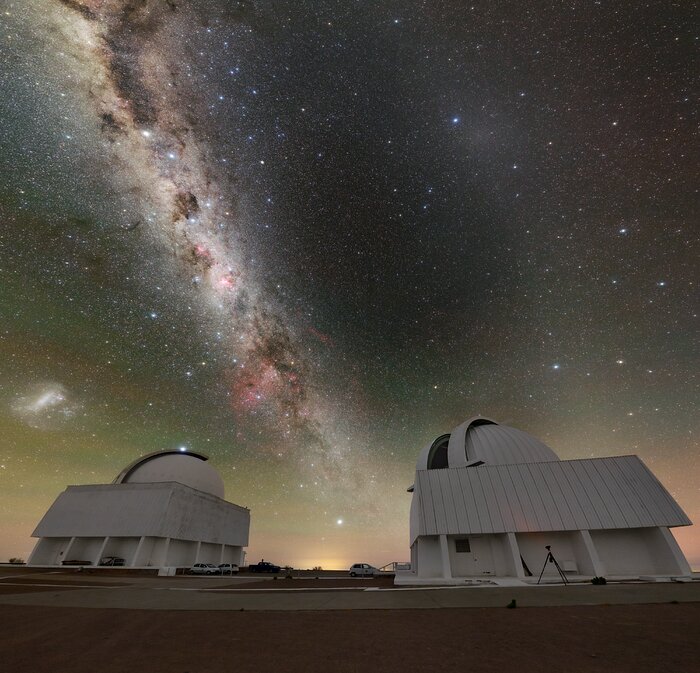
0,0,697,567
41,0,354,479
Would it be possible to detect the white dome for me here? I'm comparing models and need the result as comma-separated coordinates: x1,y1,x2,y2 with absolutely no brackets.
417,417,559,470
114,451,225,499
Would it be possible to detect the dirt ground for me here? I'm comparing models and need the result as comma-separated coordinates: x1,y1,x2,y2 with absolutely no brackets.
0,602,698,673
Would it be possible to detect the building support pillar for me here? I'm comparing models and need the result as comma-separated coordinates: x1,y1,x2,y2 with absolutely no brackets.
194,540,202,564
94,537,109,567
439,534,452,580
131,536,145,567
505,532,525,578
656,527,691,576
61,537,77,566
26,540,40,566
220,544,226,564
161,537,171,567
577,530,604,577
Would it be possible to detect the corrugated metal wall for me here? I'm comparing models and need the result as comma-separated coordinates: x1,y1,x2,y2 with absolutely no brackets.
416,455,690,536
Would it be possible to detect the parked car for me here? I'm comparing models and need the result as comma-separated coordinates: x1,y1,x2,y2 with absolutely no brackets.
99,556,125,566
187,563,221,575
248,561,281,573
349,563,378,577
218,563,239,575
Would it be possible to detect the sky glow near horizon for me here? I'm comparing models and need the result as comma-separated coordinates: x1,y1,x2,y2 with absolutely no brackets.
0,1,697,568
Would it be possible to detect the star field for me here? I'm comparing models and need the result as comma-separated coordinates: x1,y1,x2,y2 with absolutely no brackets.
0,1,697,568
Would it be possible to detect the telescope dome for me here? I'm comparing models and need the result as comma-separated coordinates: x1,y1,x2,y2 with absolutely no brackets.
114,450,225,499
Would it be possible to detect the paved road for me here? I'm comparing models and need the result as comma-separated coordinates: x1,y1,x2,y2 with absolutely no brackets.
0,572,698,610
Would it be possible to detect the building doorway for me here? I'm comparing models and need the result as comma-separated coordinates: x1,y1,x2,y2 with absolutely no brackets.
451,536,495,576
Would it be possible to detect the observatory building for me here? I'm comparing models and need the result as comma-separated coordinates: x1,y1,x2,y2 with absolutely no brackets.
27,450,249,568
399,417,692,584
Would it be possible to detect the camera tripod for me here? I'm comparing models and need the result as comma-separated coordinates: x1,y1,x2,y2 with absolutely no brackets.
536,545,569,585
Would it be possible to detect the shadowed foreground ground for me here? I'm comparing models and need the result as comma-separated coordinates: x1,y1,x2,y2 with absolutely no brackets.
1,603,699,673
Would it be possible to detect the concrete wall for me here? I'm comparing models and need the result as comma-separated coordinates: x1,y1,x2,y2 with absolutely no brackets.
409,492,421,544
102,537,140,564
591,527,689,576
448,535,496,576
516,531,579,576
161,487,249,545
66,537,104,564
28,535,247,568
33,482,250,546
167,538,197,567
571,530,600,576
28,537,72,565
489,534,516,576
133,537,156,566
198,542,221,564
222,545,243,565
415,536,443,578
409,524,692,582
417,532,581,579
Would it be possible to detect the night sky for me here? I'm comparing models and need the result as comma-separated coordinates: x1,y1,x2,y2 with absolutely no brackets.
1,1,697,568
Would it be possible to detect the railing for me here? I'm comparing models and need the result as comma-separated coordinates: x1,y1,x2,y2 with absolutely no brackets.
378,561,411,573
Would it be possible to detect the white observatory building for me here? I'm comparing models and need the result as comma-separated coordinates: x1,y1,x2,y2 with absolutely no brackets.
27,450,249,568
398,417,692,584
